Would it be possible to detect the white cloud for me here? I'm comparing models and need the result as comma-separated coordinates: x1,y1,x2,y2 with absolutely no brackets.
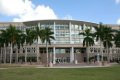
0,0,34,16
115,0,120,4
63,15,73,20
117,19,120,24
0,0,58,22
115,0,120,24
13,5,58,22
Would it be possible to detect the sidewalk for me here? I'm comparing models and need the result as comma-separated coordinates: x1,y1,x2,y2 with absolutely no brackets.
36,62,111,68
0,62,116,69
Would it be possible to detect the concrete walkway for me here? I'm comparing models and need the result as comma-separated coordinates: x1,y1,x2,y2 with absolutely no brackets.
36,63,111,68
0,68,8,69
0,63,116,69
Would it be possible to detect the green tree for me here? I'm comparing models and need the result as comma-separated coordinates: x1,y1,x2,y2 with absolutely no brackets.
79,28,94,63
24,29,35,63
42,27,54,66
0,29,9,63
0,36,4,63
103,26,114,62
32,26,43,64
6,25,22,64
114,30,120,47
15,32,26,63
94,23,106,62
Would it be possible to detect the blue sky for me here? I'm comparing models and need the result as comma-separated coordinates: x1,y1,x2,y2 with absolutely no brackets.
0,0,120,24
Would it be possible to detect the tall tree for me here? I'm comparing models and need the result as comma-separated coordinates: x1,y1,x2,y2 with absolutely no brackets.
0,36,4,63
94,23,106,62
0,29,9,63
32,26,42,64
42,27,54,67
114,30,120,47
103,26,114,62
79,28,94,63
24,29,35,63
15,32,26,63
6,25,22,64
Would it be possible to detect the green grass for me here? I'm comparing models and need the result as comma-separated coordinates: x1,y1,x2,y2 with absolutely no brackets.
0,65,120,80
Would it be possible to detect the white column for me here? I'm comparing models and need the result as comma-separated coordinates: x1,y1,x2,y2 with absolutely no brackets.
97,53,100,62
69,22,72,44
53,21,56,44
70,47,74,63
38,22,41,44
53,47,56,64
83,24,86,30
38,22,40,27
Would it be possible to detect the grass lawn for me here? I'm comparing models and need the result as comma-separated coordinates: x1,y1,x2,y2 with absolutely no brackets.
0,65,120,80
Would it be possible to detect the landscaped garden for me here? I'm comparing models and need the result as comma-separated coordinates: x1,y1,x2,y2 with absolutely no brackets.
0,65,120,80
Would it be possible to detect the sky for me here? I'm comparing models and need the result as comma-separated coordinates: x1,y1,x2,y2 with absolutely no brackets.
0,0,120,24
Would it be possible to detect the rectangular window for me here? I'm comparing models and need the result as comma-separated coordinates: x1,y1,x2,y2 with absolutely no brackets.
56,49,69,54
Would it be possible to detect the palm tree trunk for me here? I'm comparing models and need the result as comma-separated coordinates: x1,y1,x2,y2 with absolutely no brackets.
15,48,18,64
106,42,110,63
100,40,103,62
25,46,27,64
4,44,6,64
87,45,89,64
10,43,13,64
0,48,3,64
46,41,49,66
36,41,39,64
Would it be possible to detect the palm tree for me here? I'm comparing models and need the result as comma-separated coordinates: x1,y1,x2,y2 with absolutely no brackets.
103,26,114,62
42,27,54,67
6,25,22,64
79,28,94,63
0,29,9,63
114,30,120,63
24,29,35,63
114,30,120,47
94,23,106,62
0,36,4,63
32,26,42,64
15,32,26,63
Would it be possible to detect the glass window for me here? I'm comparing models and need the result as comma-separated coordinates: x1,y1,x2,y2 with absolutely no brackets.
55,24,69,30
71,24,74,30
23,50,25,53
81,26,83,30
75,25,79,29
79,25,82,30
56,49,70,54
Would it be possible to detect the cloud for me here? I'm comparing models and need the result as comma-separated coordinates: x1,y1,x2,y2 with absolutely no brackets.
0,0,58,22
0,0,34,16
117,19,120,24
13,5,58,22
63,15,73,20
115,0,120,24
115,0,120,4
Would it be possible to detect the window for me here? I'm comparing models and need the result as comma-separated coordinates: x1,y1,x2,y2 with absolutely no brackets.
18,50,20,53
75,25,79,29
27,50,30,52
56,48,70,54
27,48,30,52
13,50,16,53
23,50,25,53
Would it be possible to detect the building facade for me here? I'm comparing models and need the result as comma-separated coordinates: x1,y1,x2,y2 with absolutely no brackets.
0,20,120,64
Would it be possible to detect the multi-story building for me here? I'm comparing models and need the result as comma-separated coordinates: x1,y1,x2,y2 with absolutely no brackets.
0,20,120,64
